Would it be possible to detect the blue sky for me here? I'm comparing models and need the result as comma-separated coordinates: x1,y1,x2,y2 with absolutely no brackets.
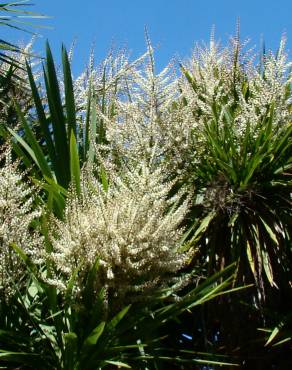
4,0,292,75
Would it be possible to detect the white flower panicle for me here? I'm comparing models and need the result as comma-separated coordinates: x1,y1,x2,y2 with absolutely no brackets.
180,34,292,132
0,153,42,297
71,40,184,173
47,164,189,310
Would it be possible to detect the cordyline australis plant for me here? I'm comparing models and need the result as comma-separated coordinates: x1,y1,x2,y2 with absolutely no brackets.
179,34,292,301
44,162,190,315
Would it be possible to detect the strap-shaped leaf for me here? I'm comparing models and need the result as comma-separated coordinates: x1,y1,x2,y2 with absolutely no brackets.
83,79,92,160
0,124,32,169
62,45,77,137
108,305,131,331
44,42,70,187
104,361,131,368
84,322,106,347
26,60,57,167
70,130,81,196
12,103,53,179
63,332,77,370
88,94,97,164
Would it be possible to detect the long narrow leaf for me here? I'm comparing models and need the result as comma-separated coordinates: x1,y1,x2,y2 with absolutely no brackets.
26,60,57,167
10,104,53,179
62,44,77,136
70,130,81,196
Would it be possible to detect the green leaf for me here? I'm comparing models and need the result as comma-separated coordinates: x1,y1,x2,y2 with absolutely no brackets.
62,44,77,137
105,360,132,368
9,243,37,275
272,337,292,346
241,152,265,187
8,127,39,169
33,176,67,217
83,79,92,160
88,96,97,164
83,257,100,308
0,351,39,362
44,42,70,187
84,321,106,346
63,332,77,370
65,261,83,302
100,165,109,192
259,217,278,245
70,130,81,196
246,240,256,278
154,265,237,322
261,248,275,287
26,60,57,167
265,325,281,346
190,212,216,244
11,104,53,179
108,305,131,331
0,126,30,169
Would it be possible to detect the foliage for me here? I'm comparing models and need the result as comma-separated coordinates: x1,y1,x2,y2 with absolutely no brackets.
0,25,292,369
0,0,47,60
0,40,37,130
174,34,292,368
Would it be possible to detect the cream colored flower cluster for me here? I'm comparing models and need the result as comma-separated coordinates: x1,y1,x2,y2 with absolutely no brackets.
47,164,189,311
72,43,185,175
179,34,292,137
0,154,41,297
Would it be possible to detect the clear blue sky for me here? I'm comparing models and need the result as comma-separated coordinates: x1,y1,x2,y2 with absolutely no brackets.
4,0,292,75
